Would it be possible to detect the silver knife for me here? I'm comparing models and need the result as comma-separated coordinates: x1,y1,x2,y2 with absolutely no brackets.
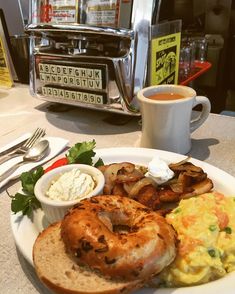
0,138,28,157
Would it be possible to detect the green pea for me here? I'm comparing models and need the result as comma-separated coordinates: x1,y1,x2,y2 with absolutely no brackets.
208,249,217,258
174,208,181,214
223,227,232,234
209,225,217,231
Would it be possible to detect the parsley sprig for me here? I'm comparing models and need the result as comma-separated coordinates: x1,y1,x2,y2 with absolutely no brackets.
10,167,44,216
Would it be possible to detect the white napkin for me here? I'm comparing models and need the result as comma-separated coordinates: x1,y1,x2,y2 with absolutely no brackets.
0,136,69,189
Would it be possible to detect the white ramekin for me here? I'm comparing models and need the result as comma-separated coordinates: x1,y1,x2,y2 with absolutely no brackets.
34,164,105,223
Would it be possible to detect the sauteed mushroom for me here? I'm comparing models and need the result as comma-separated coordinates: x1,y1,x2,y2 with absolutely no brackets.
99,158,214,212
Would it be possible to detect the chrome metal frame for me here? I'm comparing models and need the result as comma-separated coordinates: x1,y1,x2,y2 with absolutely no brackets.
27,0,160,116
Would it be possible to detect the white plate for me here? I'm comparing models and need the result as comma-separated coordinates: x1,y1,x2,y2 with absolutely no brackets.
10,147,235,294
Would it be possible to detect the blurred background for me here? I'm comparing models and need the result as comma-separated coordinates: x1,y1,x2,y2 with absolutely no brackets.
158,0,235,114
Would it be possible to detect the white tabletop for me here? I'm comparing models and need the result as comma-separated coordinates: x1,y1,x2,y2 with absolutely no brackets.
1,83,235,293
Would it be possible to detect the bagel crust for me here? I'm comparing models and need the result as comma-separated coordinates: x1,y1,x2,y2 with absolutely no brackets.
61,195,176,281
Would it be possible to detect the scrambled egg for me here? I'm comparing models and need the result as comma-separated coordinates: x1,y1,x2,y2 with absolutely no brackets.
159,192,235,287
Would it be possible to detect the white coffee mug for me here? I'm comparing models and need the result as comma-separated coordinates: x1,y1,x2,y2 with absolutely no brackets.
137,85,211,154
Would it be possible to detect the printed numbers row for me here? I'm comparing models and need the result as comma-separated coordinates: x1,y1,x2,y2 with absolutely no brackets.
41,87,104,105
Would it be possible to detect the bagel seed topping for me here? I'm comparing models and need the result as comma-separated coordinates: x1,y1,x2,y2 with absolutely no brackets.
157,233,164,240
98,235,106,244
104,256,116,264
96,235,109,252
73,202,83,208
74,206,85,210
95,245,109,253
90,197,99,203
81,240,93,252
137,207,151,213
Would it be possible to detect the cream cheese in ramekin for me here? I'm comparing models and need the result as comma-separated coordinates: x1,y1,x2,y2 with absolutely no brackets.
46,168,95,201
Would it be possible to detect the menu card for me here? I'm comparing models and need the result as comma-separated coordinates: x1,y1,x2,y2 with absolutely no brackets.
0,36,13,88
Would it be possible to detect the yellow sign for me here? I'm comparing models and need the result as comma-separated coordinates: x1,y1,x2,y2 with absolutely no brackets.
0,36,13,88
150,32,181,85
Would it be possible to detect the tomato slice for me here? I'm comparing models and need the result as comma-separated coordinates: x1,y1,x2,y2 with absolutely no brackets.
44,157,68,173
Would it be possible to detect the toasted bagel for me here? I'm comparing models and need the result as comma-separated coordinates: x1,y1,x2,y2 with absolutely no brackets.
61,195,177,281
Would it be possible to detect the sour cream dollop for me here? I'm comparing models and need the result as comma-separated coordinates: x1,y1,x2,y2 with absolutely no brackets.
145,156,174,185
46,168,95,201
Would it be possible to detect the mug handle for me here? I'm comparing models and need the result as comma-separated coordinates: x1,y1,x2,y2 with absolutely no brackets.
190,96,211,132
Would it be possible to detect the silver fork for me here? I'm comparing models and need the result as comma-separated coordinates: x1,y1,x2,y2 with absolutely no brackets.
0,128,46,165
